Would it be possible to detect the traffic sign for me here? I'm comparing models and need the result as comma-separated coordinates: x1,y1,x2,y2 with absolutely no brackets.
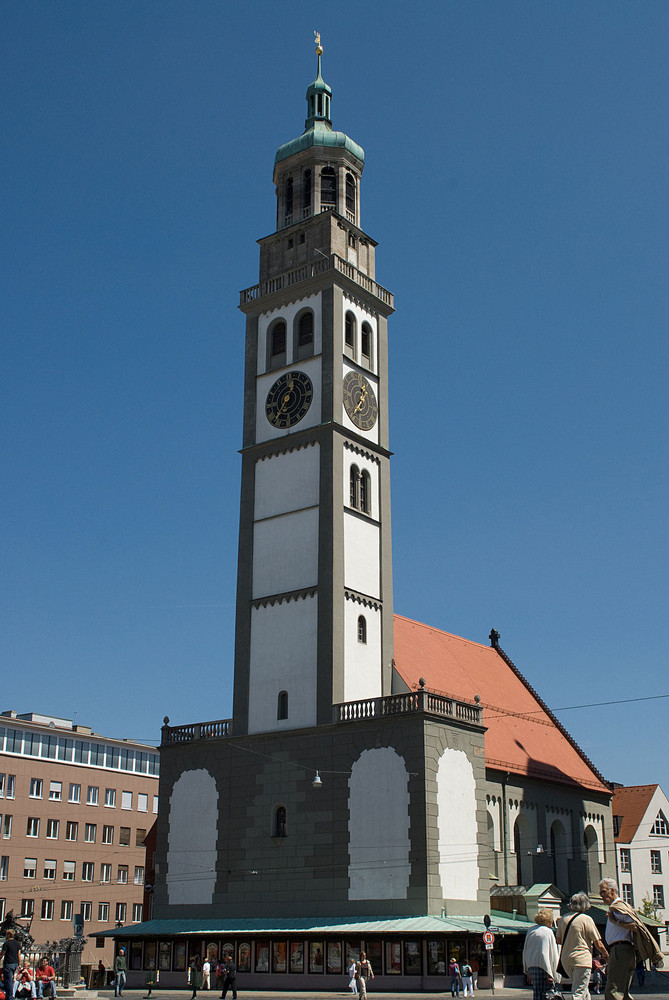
485,943,494,951
483,931,495,945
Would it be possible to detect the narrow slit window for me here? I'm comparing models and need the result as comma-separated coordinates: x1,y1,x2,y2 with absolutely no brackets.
357,616,367,644
277,691,288,720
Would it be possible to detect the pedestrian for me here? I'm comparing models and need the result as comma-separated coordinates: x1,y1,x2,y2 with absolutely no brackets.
202,957,211,991
35,959,58,999
522,908,560,1000
221,956,236,1000
97,962,106,989
598,878,636,1000
449,957,462,998
470,956,479,990
348,959,357,994
214,960,226,993
0,928,23,1000
189,956,202,1000
114,948,127,998
462,960,474,997
557,891,609,1000
355,951,374,1000
144,965,156,998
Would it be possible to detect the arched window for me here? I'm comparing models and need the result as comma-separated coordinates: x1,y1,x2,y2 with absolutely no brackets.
357,615,367,643
268,320,286,370
321,167,336,210
350,465,360,508
274,806,287,838
361,322,372,366
344,311,356,357
302,170,312,218
360,471,370,514
345,173,356,222
295,310,314,360
284,177,293,221
277,691,288,720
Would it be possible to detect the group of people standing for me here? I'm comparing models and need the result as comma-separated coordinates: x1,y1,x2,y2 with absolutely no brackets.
0,934,58,1000
188,954,237,999
522,878,654,1000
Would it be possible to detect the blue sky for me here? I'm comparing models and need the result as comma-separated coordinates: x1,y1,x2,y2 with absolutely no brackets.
2,2,667,794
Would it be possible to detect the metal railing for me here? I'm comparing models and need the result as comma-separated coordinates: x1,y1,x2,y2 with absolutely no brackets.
239,254,394,309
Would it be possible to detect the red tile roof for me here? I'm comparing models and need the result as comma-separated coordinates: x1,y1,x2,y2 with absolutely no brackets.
393,614,610,795
612,785,658,842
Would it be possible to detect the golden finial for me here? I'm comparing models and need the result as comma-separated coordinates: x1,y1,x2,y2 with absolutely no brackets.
314,30,323,56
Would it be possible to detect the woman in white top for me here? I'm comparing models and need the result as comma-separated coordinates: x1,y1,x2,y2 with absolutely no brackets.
523,908,560,1000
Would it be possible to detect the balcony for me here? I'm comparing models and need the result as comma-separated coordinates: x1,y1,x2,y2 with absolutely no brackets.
239,253,394,309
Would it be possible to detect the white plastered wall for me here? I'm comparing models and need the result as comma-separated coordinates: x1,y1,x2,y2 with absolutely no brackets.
579,811,605,863
252,507,318,599
248,594,318,733
343,598,382,702
255,444,319,520
344,514,380,599
167,769,218,905
436,748,479,900
348,747,410,900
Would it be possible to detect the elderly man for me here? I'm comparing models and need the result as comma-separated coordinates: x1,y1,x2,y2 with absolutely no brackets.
599,878,636,1000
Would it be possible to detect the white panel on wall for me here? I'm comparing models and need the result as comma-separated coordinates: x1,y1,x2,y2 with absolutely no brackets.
257,293,322,376
252,507,319,599
436,748,479,900
255,444,320,521
348,747,410,900
343,600,382,702
167,769,218,905
344,514,380,598
248,595,318,733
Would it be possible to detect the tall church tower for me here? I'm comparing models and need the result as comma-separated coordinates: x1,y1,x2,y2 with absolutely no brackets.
233,40,395,735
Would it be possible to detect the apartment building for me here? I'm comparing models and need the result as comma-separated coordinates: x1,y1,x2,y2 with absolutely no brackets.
0,710,159,971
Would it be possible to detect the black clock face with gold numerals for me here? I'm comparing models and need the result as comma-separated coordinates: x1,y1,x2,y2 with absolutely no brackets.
265,370,314,429
343,371,378,431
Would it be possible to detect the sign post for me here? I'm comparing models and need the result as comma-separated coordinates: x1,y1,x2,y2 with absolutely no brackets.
483,922,495,995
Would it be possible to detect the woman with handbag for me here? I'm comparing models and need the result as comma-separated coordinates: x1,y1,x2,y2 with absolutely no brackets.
523,908,560,1000
557,892,608,1000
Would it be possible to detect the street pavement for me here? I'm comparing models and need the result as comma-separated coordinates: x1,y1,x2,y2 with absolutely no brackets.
95,972,669,1000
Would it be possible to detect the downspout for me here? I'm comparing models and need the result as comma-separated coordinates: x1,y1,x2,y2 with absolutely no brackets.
502,771,510,886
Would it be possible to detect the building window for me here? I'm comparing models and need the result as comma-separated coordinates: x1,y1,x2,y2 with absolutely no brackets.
98,902,109,922
0,900,5,921
269,320,287,370
23,858,37,879
43,859,56,880
284,176,293,225
345,172,356,220
350,466,371,514
653,885,665,908
274,806,287,838
117,865,128,884
345,311,356,354
66,821,78,841
26,817,39,838
2,816,11,839
0,857,8,881
651,849,662,874
46,819,59,839
115,902,127,923
622,884,634,905
69,783,81,804
104,788,116,808
153,796,159,814
350,464,360,507
119,827,131,847
81,862,94,882
134,866,145,885
121,791,132,810
321,166,336,209
651,811,668,836
612,815,621,836
135,828,146,848
137,793,148,813
20,899,34,918
100,863,111,882
303,169,312,217
86,786,99,806
0,775,5,798
6,777,14,800
277,691,288,721
61,900,73,921
41,899,54,920
619,848,631,872
29,778,43,798
63,861,75,881
85,823,96,843
361,322,372,365
81,901,92,922
357,615,367,644
360,470,370,513
295,310,314,360
132,903,143,922
102,825,114,845
49,781,62,801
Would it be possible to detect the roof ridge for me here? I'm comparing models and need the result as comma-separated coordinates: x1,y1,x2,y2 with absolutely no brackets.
491,639,612,794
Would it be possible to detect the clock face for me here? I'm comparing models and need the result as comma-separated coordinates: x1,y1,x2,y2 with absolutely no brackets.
343,371,378,431
265,370,314,429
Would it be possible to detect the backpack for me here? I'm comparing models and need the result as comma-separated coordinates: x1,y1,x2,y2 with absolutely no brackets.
462,965,472,977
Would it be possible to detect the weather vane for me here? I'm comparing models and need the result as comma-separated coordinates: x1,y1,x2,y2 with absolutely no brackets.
314,30,322,55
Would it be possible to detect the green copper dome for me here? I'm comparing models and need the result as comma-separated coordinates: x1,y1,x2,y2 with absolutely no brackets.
274,49,365,166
